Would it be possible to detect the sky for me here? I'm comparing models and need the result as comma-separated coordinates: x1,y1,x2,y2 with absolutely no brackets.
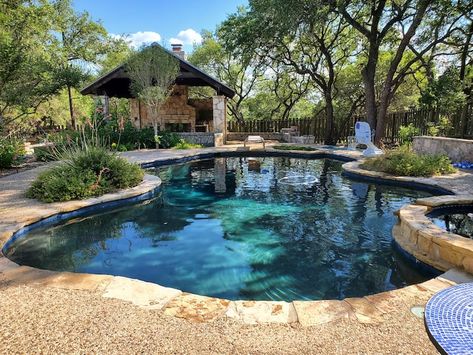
73,0,248,52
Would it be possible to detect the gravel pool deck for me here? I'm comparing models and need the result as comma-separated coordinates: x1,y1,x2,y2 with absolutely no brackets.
1,144,472,354
0,281,437,354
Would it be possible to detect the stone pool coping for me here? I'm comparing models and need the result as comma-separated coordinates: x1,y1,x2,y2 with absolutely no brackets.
1,144,473,327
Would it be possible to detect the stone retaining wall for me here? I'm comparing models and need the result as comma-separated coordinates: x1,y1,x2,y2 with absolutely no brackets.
393,196,473,274
177,132,215,147
227,132,283,141
413,136,473,162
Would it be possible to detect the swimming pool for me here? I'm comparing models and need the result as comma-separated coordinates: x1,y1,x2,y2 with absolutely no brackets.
5,156,436,301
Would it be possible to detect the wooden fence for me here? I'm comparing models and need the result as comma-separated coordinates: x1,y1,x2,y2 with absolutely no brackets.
227,105,473,143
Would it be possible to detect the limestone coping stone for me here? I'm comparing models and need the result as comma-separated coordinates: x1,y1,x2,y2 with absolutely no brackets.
1,145,473,327
394,196,473,274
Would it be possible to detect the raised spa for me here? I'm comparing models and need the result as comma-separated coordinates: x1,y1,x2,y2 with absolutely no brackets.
428,205,473,239
5,156,437,301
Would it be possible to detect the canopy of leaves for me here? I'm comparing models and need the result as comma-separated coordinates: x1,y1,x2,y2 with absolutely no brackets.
126,45,179,109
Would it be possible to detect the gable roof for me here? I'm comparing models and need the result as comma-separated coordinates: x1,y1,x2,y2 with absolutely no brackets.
80,47,235,98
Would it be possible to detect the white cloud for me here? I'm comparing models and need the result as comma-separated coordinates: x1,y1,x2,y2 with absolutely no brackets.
170,28,202,46
112,31,162,49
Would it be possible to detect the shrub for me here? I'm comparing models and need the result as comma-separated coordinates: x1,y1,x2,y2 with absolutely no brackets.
273,145,317,151
27,146,144,202
34,145,58,162
159,131,181,148
426,117,452,137
103,121,155,150
398,124,420,146
361,148,456,177
173,139,204,149
0,138,25,169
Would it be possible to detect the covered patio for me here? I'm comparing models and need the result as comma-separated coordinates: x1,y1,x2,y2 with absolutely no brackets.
80,44,235,146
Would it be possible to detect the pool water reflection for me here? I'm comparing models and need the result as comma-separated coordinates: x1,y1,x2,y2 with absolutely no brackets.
6,157,435,301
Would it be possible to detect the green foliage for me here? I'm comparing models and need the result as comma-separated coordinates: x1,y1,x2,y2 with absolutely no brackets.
173,140,204,149
420,66,466,111
272,145,317,151
27,146,144,202
426,117,452,137
398,124,420,146
0,0,112,130
126,45,180,136
188,29,265,121
361,148,456,177
0,137,24,169
33,88,95,127
0,1,64,128
34,146,56,162
158,131,181,148
99,120,155,150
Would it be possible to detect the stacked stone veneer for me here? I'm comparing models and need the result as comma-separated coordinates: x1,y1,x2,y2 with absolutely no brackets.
413,136,473,162
177,133,214,147
227,132,284,141
130,85,197,131
393,195,473,274
212,96,227,146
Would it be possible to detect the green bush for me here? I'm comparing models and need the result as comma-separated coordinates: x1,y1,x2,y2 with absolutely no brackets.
173,139,204,149
398,124,420,146
27,147,144,202
159,131,181,148
104,121,155,150
0,138,25,169
426,117,452,137
34,145,58,162
273,145,317,151
361,148,456,177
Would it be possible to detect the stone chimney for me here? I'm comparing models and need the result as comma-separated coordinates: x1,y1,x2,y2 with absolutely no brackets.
171,43,185,59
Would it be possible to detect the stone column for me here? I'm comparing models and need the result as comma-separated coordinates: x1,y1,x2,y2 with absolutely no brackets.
213,96,227,146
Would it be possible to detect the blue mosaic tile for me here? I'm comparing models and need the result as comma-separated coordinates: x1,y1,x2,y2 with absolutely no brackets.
425,283,473,354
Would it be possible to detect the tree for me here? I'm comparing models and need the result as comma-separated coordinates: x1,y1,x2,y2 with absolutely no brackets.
52,0,109,128
189,28,265,122
99,37,133,74
0,0,64,130
126,44,179,147
220,0,364,144
331,0,469,143
264,66,311,120
456,4,473,137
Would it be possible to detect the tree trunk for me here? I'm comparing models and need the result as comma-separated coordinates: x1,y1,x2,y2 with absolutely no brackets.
362,50,378,131
67,84,75,129
375,99,390,145
374,83,393,145
460,89,471,138
459,21,473,138
153,121,159,149
324,94,336,145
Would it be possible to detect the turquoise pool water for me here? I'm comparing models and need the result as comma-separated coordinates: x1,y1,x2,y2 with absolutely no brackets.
6,157,435,301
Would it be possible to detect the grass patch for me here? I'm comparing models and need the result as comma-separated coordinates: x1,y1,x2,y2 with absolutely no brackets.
27,146,144,202
272,145,317,151
361,148,456,177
